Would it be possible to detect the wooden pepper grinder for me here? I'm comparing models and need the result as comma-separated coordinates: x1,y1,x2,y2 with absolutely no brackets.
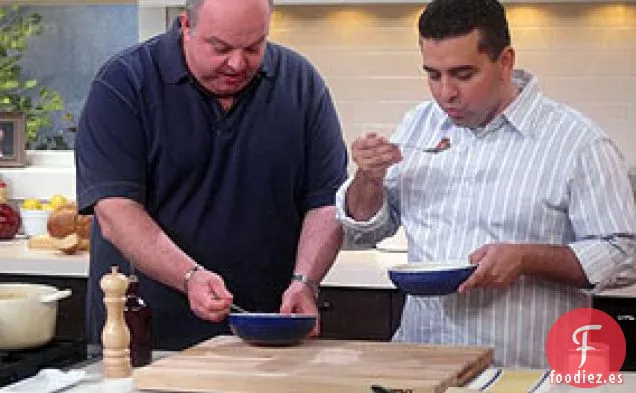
101,265,132,378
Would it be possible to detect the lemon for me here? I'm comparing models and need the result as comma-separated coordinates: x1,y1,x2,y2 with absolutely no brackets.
41,203,54,211
49,194,68,211
22,198,42,210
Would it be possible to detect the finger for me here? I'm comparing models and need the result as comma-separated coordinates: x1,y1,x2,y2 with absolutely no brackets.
310,315,320,337
191,297,228,322
207,275,232,301
355,149,402,170
354,133,381,150
280,295,293,314
469,245,488,264
458,267,488,294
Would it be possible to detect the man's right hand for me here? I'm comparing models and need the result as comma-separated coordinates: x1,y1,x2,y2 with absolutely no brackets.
345,133,402,221
351,132,402,184
185,268,234,322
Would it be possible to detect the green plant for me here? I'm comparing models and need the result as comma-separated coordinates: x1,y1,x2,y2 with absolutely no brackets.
0,5,64,145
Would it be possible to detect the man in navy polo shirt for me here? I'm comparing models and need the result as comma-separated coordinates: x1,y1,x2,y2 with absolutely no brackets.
76,0,347,350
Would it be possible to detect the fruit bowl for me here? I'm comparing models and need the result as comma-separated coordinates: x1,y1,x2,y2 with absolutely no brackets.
228,313,316,346
388,261,477,296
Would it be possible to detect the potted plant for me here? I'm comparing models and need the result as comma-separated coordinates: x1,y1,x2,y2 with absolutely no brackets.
0,5,65,149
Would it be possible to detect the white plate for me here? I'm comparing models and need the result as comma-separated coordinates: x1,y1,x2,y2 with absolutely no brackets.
0,369,85,393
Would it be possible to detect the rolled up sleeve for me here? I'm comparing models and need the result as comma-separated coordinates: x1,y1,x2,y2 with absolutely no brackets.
568,137,636,291
335,177,398,247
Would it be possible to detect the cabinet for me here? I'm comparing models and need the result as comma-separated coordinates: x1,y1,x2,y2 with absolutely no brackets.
318,287,405,341
0,274,87,341
593,296,636,371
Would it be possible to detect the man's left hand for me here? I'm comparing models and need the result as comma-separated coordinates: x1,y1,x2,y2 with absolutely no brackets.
458,243,526,294
280,281,320,336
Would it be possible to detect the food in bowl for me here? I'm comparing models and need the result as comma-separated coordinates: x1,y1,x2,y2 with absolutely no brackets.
388,261,477,296
228,313,316,346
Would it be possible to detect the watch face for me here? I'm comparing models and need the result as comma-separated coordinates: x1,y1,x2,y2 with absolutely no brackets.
292,274,319,298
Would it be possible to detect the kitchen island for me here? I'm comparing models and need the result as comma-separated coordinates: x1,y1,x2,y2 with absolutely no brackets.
1,236,635,371
16,352,636,393
1,236,636,342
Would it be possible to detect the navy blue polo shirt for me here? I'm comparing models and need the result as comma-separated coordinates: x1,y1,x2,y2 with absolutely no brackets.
76,20,347,350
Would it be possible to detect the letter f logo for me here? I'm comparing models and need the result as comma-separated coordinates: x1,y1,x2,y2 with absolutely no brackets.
572,324,602,368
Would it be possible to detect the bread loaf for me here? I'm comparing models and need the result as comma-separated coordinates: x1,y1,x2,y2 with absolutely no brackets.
47,205,77,239
76,214,93,240
51,233,81,255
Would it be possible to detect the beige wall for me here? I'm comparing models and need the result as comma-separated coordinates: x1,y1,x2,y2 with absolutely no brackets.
269,3,636,170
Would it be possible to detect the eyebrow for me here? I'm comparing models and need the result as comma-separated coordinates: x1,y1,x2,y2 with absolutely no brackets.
206,35,267,49
422,65,476,74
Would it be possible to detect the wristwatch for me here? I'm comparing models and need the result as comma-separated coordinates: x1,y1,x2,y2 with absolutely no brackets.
183,264,202,293
291,273,320,299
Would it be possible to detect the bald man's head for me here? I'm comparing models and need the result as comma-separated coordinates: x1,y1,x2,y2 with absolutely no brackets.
180,0,271,97
185,0,273,30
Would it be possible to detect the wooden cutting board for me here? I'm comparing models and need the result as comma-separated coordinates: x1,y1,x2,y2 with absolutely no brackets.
133,336,493,393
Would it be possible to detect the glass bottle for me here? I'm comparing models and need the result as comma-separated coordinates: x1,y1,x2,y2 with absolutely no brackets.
0,180,20,240
124,275,152,367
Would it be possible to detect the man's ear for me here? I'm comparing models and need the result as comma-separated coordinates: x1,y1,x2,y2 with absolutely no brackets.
180,11,190,37
499,45,515,78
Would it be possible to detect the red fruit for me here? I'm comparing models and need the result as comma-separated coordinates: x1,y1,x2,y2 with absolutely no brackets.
0,203,20,239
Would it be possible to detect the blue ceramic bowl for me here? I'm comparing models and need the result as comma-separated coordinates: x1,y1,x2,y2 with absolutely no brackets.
228,313,316,346
388,261,477,296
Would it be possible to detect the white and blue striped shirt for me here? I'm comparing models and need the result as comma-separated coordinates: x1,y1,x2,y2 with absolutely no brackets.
336,70,636,368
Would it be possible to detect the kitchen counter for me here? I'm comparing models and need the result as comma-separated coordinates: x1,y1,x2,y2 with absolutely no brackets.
18,354,636,393
0,237,89,278
2,237,636,296
0,237,405,289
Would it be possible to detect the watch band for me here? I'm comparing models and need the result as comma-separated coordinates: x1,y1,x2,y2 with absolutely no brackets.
291,273,320,298
183,264,202,293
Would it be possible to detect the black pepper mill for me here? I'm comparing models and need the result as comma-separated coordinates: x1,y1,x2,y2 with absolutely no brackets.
124,274,152,367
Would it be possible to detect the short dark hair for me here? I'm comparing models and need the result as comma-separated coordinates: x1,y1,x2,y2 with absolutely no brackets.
418,0,511,61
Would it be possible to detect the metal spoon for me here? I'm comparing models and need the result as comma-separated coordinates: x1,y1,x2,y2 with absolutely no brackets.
230,303,248,313
212,293,249,313
395,137,451,154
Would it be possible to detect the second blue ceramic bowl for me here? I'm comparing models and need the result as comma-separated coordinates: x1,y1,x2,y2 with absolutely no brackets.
388,261,477,296
228,313,316,346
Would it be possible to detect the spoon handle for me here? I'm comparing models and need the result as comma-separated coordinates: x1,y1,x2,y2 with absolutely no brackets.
230,303,248,313
396,137,451,154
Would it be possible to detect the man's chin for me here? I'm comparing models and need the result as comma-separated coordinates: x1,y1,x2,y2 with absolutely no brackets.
209,81,249,97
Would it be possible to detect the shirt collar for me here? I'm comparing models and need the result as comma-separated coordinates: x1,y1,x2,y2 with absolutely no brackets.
437,69,542,138
500,69,542,137
158,18,276,85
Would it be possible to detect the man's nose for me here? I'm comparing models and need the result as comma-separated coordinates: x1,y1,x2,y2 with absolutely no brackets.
439,77,458,102
226,50,247,72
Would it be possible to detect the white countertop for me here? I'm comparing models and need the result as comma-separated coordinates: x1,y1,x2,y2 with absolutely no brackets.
0,237,404,289
0,237,89,278
2,236,636,296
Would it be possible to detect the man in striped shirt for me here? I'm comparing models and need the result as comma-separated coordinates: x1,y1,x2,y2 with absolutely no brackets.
335,0,636,368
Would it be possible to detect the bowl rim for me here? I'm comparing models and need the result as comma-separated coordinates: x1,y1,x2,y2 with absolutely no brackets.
229,312,317,319
389,260,476,273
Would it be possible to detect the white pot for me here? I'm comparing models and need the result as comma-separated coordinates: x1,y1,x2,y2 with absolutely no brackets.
0,283,72,350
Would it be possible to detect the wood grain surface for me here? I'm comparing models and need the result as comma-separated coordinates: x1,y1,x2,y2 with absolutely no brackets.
133,336,493,393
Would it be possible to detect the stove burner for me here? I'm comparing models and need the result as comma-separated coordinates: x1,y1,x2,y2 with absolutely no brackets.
0,339,87,388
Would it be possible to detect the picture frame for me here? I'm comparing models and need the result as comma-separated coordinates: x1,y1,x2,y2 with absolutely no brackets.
0,112,27,168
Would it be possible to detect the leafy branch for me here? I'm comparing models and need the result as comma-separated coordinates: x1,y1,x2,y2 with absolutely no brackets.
0,5,64,144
